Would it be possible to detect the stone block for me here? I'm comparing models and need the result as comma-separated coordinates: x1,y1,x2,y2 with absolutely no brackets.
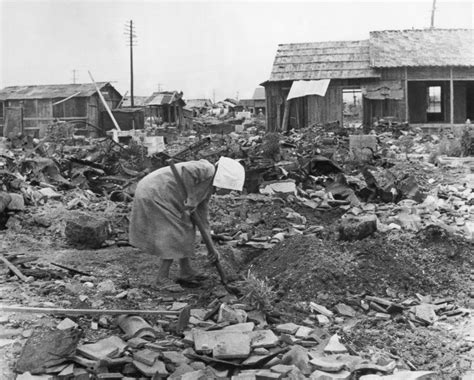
339,216,377,241
64,212,109,248
7,193,25,211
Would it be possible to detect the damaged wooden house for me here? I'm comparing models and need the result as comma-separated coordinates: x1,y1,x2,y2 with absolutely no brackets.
143,91,186,128
0,82,122,138
263,28,474,131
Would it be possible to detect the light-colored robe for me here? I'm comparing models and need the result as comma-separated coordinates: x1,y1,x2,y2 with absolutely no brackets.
129,160,215,259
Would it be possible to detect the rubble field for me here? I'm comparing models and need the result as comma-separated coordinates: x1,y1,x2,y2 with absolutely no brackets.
0,122,473,379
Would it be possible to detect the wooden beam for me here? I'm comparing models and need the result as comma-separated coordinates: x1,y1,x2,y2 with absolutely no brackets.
0,255,29,282
52,92,81,106
23,117,88,121
0,305,181,316
281,100,290,132
450,67,454,124
116,90,129,108
88,71,121,131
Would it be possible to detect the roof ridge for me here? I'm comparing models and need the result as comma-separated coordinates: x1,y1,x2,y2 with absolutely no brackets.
370,28,474,33
2,82,109,89
278,39,368,47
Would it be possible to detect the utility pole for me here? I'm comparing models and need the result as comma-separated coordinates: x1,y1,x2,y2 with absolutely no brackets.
213,89,216,103
157,83,163,92
430,0,437,28
124,20,137,107
72,69,77,84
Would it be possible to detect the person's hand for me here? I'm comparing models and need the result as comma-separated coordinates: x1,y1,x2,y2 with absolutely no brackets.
183,199,196,214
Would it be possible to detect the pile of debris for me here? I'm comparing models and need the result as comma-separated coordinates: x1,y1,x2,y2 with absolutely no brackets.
4,293,453,380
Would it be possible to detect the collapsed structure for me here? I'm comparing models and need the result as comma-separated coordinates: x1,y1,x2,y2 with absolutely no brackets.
263,29,474,131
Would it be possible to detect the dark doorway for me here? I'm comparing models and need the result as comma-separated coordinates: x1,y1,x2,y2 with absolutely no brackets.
466,84,474,121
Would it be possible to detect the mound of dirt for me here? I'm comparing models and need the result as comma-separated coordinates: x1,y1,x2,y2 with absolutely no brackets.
249,229,472,305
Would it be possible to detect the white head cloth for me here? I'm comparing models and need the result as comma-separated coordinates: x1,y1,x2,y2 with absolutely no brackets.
212,157,245,191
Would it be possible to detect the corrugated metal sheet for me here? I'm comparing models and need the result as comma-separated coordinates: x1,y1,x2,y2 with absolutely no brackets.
370,29,474,68
268,40,379,82
144,91,183,106
0,82,110,101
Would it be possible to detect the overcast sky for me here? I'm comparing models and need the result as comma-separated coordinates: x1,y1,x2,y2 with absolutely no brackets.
0,0,472,100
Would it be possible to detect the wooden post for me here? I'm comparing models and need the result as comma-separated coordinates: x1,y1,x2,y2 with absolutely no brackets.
281,100,290,132
450,67,454,124
295,98,300,129
405,67,409,122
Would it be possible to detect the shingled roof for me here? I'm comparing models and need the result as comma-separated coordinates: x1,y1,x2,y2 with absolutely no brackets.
267,40,380,82
0,82,111,101
370,29,474,68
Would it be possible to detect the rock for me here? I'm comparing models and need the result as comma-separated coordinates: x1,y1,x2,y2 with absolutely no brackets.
7,193,25,211
218,303,247,324
56,318,78,330
339,216,377,241
168,363,195,379
295,326,314,339
133,348,161,366
413,304,437,324
97,279,116,294
324,335,348,355
223,322,255,332
394,212,421,232
276,322,300,334
171,302,188,311
133,359,168,377
213,334,251,359
38,187,62,199
162,351,191,366
77,336,126,360
309,302,334,317
248,329,279,348
64,211,109,248
316,315,330,325
0,192,11,213
281,345,311,373
309,356,345,372
193,330,251,359
310,370,351,379
270,364,296,375
255,369,282,379
334,303,356,317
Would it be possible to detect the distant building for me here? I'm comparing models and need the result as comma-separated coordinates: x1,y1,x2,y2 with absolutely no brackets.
0,82,122,137
143,91,186,128
185,99,213,116
237,87,266,115
262,29,474,131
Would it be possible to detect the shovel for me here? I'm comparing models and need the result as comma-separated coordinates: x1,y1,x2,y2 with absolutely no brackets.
167,160,239,295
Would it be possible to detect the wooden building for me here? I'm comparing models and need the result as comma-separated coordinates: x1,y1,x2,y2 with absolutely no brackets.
0,82,122,138
143,91,186,128
238,87,266,115
262,29,474,131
